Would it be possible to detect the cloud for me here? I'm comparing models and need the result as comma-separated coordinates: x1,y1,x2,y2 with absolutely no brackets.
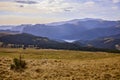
83,1,95,7
15,0,38,4
112,0,120,3
35,0,74,13
0,0,13,1
35,0,96,13
0,2,39,14
0,0,110,14
0,15,63,25
0,0,120,25
112,6,118,10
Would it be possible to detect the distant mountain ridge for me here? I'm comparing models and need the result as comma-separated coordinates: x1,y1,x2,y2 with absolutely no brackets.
0,18,120,46
47,18,104,26
20,18,120,40
0,17,120,51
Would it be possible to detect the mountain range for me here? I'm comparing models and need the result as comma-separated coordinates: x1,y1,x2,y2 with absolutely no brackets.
0,18,120,50
9,18,120,40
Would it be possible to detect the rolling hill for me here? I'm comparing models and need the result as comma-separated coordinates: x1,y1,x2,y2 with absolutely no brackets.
75,34,120,50
0,33,83,50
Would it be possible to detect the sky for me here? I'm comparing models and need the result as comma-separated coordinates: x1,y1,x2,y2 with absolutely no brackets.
0,0,120,25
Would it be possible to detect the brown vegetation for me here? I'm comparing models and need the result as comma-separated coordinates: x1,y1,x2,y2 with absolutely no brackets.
0,48,120,80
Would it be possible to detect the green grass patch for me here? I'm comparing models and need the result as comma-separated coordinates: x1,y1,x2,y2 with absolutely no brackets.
0,48,120,60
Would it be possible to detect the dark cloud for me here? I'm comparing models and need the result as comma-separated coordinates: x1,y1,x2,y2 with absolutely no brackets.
0,0,14,2
15,0,38,4
64,9,72,12
19,5,24,7
64,7,73,12
0,0,38,4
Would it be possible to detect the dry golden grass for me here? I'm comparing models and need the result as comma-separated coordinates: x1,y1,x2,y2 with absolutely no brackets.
0,48,120,80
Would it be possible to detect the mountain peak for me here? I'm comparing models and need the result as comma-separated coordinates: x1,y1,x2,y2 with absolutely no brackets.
47,18,104,26
79,18,104,21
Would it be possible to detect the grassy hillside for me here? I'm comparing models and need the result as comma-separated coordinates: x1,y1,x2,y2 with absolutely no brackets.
0,48,120,80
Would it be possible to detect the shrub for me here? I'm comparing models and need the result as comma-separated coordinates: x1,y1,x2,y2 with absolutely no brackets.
10,58,27,71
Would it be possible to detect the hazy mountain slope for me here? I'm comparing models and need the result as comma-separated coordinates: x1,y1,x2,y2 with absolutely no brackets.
47,18,118,29
21,19,119,40
22,24,87,40
0,26,13,30
76,26,120,40
1,18,119,41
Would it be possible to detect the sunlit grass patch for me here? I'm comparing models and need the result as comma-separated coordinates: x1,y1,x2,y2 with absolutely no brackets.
0,48,120,80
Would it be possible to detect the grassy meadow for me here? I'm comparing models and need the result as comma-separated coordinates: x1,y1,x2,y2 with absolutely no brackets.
0,48,120,80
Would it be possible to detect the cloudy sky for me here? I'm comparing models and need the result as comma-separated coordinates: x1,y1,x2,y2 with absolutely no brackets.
0,0,120,25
